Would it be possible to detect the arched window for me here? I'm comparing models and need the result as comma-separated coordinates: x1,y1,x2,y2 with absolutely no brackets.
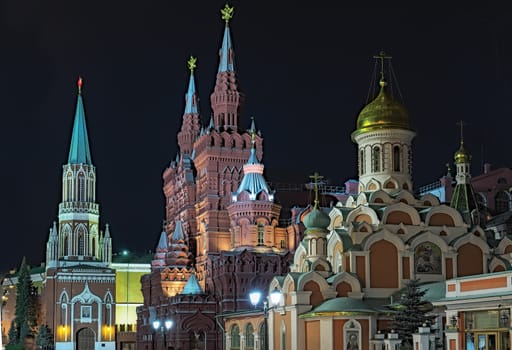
393,145,401,172
245,323,255,349
64,235,69,256
258,225,264,245
259,323,266,350
78,234,84,255
495,191,510,214
230,325,240,350
372,146,381,172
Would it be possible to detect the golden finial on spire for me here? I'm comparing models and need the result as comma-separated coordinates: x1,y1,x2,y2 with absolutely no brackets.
187,56,197,72
373,51,392,87
221,3,234,24
309,172,324,209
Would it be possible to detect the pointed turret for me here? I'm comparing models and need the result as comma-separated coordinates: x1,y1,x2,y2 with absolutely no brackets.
152,227,169,268
102,223,112,263
178,57,201,155
450,121,479,225
167,220,192,267
232,122,272,201
46,221,59,269
68,77,92,165
210,4,244,131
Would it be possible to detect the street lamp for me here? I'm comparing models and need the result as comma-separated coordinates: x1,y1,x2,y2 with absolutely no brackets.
249,288,282,350
152,319,173,350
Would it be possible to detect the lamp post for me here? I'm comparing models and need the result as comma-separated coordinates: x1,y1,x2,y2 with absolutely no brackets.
249,288,282,350
152,319,173,350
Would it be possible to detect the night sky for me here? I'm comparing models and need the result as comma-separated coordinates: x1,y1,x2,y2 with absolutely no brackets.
1,2,512,272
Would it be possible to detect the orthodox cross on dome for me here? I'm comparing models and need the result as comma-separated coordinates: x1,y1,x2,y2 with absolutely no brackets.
77,76,83,94
309,172,324,209
221,4,234,24
187,56,197,72
373,51,392,85
456,120,466,145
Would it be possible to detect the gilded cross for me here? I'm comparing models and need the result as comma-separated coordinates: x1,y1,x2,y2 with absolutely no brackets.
373,51,392,83
309,172,324,209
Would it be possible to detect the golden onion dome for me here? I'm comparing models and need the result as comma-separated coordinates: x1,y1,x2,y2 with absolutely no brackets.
352,80,410,138
454,143,471,164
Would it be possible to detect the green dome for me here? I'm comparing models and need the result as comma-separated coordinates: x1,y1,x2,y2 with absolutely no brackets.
303,208,330,230
352,82,410,139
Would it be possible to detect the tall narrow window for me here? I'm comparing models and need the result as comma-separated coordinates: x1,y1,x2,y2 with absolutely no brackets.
230,325,240,350
64,236,69,256
360,149,365,175
258,225,264,246
393,145,401,172
245,324,255,350
78,234,84,255
259,323,266,350
372,146,381,172
78,174,85,201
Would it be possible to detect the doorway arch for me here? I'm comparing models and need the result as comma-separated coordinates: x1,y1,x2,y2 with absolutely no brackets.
76,327,95,350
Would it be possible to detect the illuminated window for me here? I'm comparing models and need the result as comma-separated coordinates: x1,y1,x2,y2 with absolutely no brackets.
258,225,264,246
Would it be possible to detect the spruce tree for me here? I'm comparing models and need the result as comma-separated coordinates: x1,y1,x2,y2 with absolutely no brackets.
391,278,433,347
13,257,37,344
37,324,53,350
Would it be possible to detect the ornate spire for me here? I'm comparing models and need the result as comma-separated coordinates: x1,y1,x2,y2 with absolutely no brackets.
184,56,199,114
181,273,203,295
218,4,235,73
373,51,392,87
450,121,479,225
68,77,92,165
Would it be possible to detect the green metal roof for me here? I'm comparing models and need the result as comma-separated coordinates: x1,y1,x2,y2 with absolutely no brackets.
67,94,92,165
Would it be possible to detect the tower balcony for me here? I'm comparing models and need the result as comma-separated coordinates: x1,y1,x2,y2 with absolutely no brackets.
58,201,100,214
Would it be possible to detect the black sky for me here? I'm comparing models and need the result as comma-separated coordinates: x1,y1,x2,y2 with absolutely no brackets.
1,2,512,272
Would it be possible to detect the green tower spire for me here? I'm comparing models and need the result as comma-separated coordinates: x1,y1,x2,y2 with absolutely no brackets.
67,77,92,165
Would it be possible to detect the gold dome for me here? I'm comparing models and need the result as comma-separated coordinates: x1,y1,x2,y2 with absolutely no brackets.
454,144,471,164
352,81,410,138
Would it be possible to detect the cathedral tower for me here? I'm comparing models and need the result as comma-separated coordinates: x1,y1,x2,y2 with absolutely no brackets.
351,52,416,193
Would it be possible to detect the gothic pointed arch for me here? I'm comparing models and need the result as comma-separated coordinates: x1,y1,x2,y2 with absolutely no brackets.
489,257,510,273
365,178,381,192
345,206,379,226
496,236,512,255
181,309,215,332
329,271,363,295
368,190,392,204
71,282,102,305
296,271,330,292
345,196,357,208
408,231,450,253
383,178,399,190
425,205,464,227
382,202,421,225
328,207,343,230
394,190,416,205
362,229,405,252
59,289,70,304
452,233,489,276
356,192,369,206
348,221,373,234
419,193,440,207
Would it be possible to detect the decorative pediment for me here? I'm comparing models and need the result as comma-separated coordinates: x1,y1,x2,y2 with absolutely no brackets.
70,281,102,305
